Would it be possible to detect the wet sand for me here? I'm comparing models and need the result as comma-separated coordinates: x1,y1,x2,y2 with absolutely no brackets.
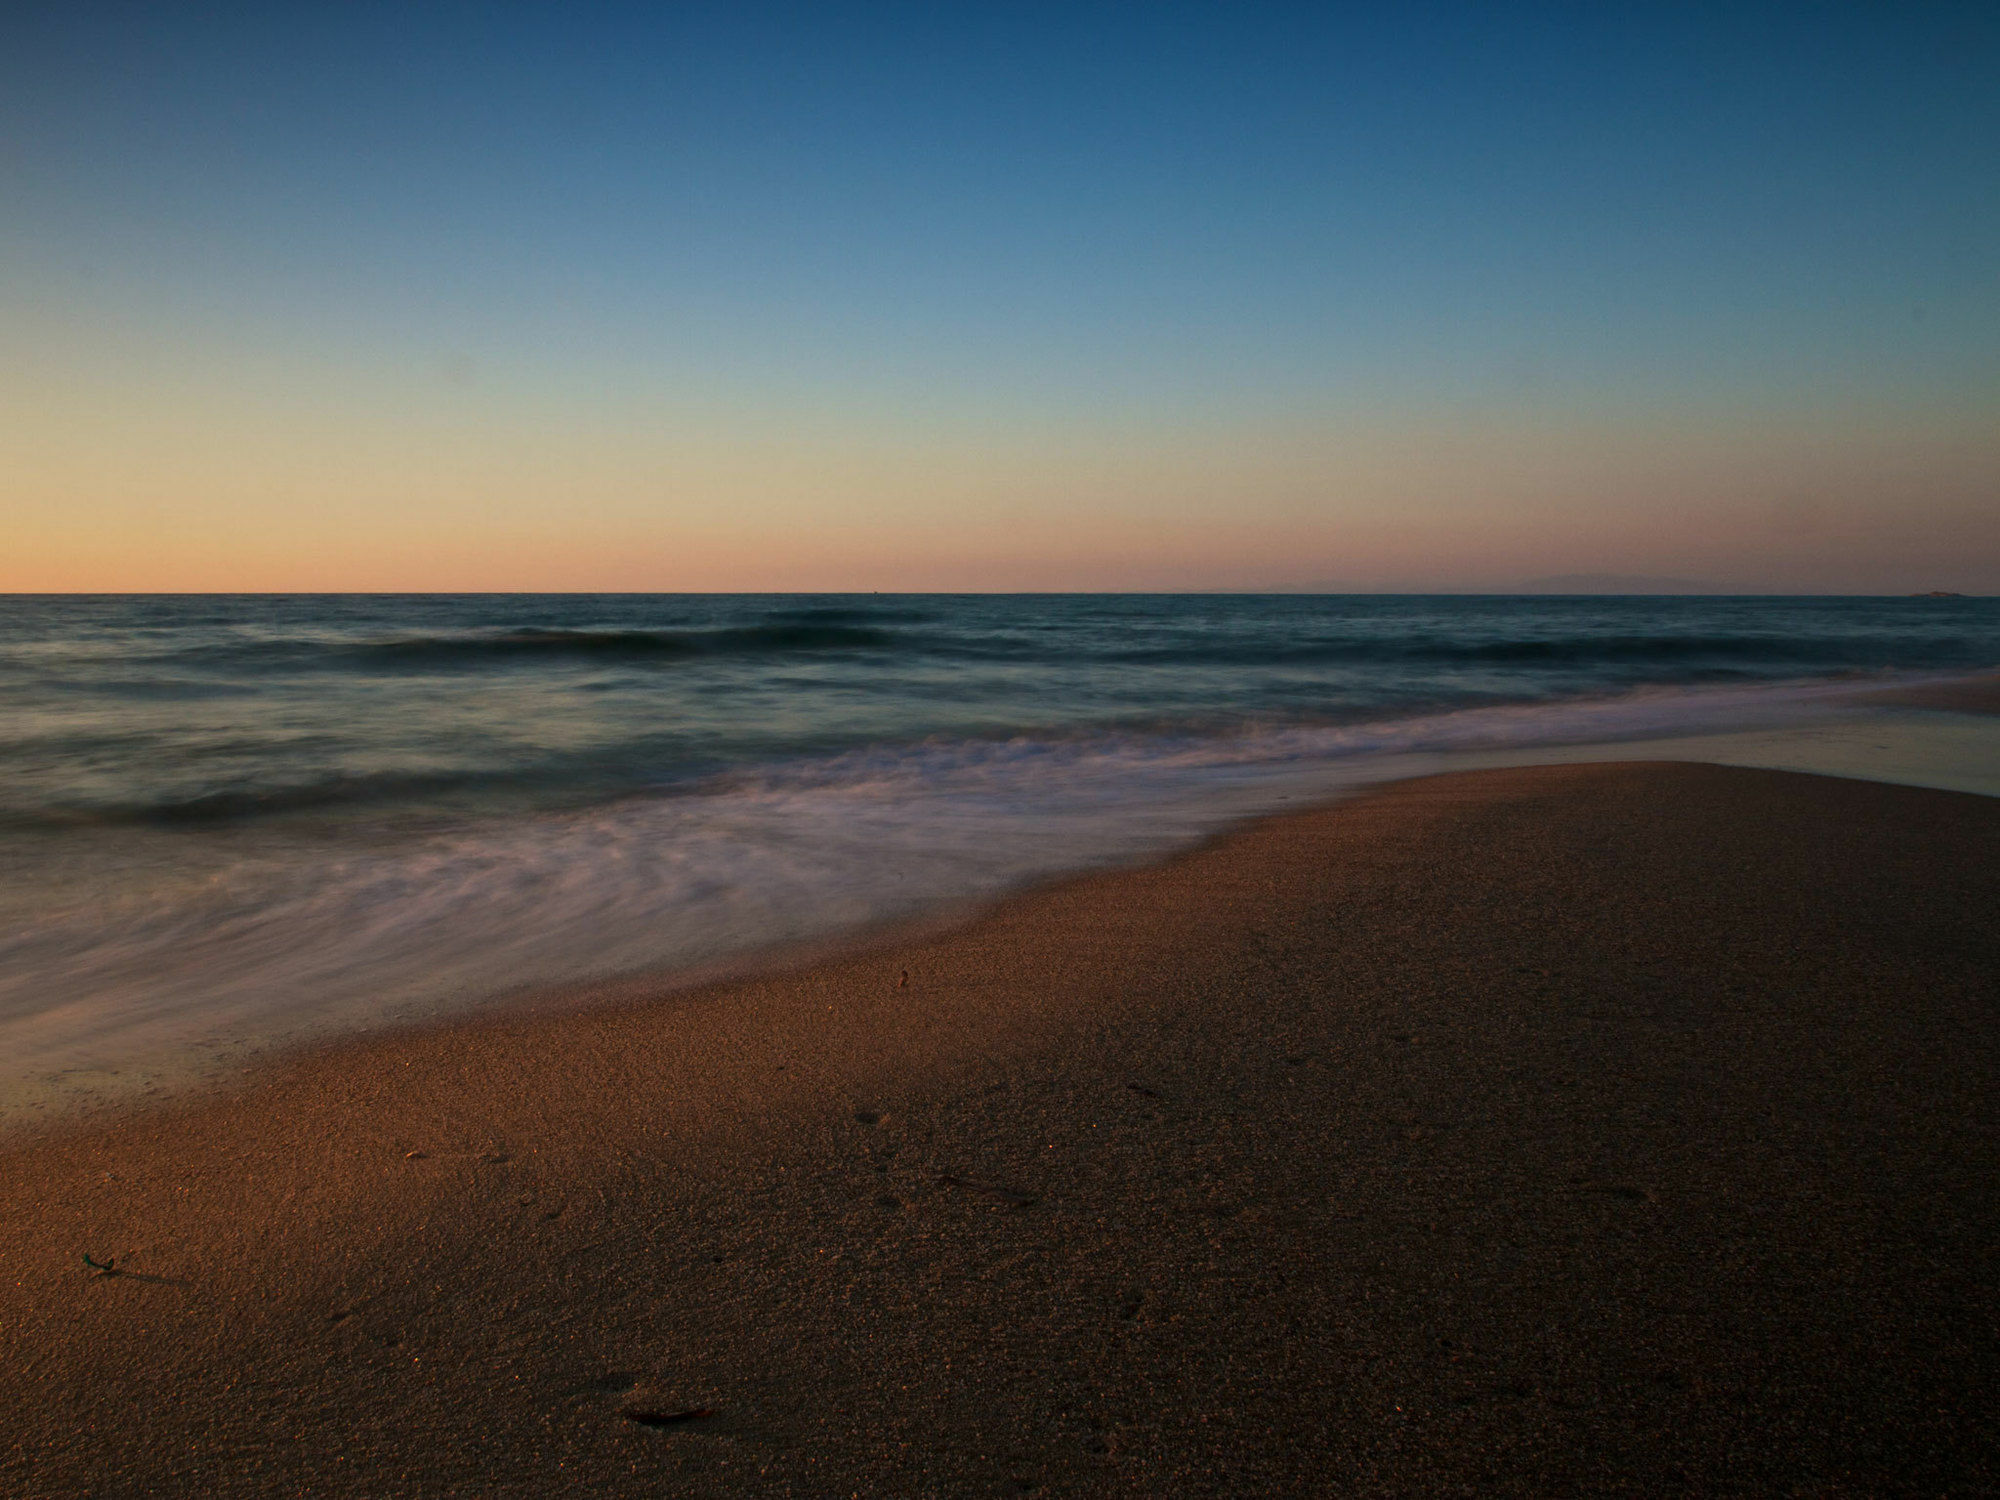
1843,667,2000,714
2,762,1996,1497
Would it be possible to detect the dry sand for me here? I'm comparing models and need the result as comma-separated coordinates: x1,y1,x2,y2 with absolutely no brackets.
2,762,1995,1497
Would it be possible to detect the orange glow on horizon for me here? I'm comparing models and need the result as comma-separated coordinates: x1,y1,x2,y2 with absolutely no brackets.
6,402,1997,594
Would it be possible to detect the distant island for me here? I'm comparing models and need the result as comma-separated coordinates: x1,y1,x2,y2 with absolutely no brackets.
1911,590,1965,598
1517,573,1726,594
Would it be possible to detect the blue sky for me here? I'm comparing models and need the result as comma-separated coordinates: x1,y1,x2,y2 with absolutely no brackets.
4,1,1996,590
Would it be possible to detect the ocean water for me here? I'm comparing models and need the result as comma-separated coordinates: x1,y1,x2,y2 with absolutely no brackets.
2,593,1995,1119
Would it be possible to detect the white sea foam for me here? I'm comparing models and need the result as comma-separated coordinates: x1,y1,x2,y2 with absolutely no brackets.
0,673,1987,1123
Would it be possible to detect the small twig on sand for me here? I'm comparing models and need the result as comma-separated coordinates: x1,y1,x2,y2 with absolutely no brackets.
938,1173,1040,1208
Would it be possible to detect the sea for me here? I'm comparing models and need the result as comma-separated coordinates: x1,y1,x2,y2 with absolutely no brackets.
3,592,1995,1123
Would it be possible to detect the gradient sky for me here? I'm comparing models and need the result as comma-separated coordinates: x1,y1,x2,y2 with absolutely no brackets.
4,1,1996,592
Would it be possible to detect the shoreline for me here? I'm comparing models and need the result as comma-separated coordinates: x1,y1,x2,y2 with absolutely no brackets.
6,668,1998,1138
3,760,1995,1494
7,668,1992,1136
1836,666,2000,713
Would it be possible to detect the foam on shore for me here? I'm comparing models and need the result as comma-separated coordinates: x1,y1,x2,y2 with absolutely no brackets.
4,673,1996,1131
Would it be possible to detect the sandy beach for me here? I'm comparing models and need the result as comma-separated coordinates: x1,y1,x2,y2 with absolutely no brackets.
11,0,1998,1491
3,760,1996,1497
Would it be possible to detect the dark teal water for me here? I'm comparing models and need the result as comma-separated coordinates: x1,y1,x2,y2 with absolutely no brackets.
4,593,1992,828
1,593,1993,1110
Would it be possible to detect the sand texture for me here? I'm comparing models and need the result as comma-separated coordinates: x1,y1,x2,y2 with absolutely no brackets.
2,762,1996,1497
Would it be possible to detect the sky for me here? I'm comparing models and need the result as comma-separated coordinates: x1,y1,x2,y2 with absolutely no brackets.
3,1,1995,593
